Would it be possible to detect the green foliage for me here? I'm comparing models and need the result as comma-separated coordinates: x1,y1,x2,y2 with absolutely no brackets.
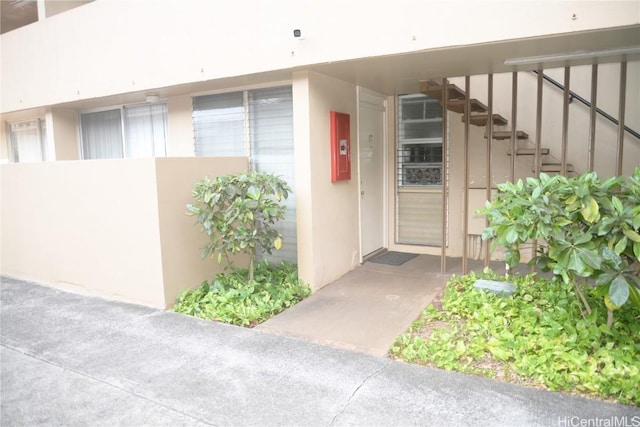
391,272,640,405
173,261,310,327
187,170,292,280
479,169,640,316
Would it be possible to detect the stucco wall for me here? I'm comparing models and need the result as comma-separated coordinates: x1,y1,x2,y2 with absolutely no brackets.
293,71,360,289
2,0,638,113
0,122,9,162
1,156,248,307
155,156,248,305
51,108,80,160
166,95,195,157
1,159,166,306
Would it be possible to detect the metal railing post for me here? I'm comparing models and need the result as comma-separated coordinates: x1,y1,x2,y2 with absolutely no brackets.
510,72,517,182
561,67,570,176
534,70,543,178
588,64,598,172
440,78,449,275
462,76,470,275
531,69,544,270
484,74,493,268
616,61,627,176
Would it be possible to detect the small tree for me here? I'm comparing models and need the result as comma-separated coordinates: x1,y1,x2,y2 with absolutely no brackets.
187,170,291,281
480,168,640,326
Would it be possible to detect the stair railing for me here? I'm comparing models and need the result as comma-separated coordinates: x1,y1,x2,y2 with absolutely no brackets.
533,70,640,141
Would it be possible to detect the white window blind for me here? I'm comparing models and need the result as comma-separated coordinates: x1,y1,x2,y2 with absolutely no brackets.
80,103,168,160
81,109,124,159
249,87,297,264
193,92,244,156
193,86,297,264
124,104,168,158
8,119,46,162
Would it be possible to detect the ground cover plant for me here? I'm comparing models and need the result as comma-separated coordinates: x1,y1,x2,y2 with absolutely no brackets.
390,271,640,406
173,261,310,327
175,170,310,326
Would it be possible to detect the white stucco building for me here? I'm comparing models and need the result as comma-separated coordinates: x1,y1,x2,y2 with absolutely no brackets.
2,0,639,307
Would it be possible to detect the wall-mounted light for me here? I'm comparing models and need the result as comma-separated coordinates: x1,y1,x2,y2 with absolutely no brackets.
293,29,303,40
504,46,640,67
145,93,160,103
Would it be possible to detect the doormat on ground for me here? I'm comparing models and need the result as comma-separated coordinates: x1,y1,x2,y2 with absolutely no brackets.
368,251,418,266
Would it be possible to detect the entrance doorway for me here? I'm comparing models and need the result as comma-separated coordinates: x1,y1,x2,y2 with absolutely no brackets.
358,87,387,257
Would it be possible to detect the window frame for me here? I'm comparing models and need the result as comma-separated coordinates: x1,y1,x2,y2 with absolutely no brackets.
78,102,168,160
397,93,444,188
7,118,47,163
191,85,297,263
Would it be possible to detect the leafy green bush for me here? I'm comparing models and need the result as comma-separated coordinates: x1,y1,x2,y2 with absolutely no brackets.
480,169,640,324
173,261,310,327
187,171,291,280
391,272,640,405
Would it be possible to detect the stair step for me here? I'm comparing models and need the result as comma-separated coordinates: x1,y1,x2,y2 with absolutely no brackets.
419,80,466,101
487,130,529,140
462,114,508,126
448,98,488,114
507,148,550,156
419,80,488,114
540,163,575,173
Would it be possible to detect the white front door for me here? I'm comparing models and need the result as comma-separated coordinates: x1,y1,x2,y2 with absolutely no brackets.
358,87,386,257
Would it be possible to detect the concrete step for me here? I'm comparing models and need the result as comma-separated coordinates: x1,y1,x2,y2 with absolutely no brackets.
507,148,550,156
462,113,508,126
486,130,529,140
419,81,488,114
419,80,466,101
448,98,488,114
540,163,575,173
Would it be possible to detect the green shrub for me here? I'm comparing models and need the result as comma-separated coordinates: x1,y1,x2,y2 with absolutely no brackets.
480,169,640,324
187,171,292,281
391,272,640,405
173,261,310,327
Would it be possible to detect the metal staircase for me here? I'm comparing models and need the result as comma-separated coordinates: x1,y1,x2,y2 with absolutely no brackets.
419,62,638,275
420,79,573,175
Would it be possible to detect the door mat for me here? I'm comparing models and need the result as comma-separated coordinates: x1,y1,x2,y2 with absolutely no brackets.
368,251,418,266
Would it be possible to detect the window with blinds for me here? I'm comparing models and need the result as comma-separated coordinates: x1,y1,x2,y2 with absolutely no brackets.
396,93,444,246
80,103,168,159
8,119,47,162
192,86,297,264
397,94,443,187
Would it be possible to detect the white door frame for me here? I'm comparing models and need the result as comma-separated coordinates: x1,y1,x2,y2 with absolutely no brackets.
357,86,388,261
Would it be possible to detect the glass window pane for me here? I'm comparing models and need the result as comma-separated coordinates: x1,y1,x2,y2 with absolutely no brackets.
80,109,123,159
191,87,297,263
249,86,297,264
401,101,424,120
193,92,245,156
396,93,445,246
397,94,443,187
124,103,168,158
9,120,45,162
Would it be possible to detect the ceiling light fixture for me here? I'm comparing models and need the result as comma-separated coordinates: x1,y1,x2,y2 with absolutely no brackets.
504,46,640,67
145,93,160,103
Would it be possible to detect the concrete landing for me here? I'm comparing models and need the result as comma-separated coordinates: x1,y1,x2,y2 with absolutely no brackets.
256,255,450,356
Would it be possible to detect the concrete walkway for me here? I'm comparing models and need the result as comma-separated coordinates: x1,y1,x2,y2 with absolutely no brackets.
257,253,522,357
2,275,638,426
257,255,449,356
